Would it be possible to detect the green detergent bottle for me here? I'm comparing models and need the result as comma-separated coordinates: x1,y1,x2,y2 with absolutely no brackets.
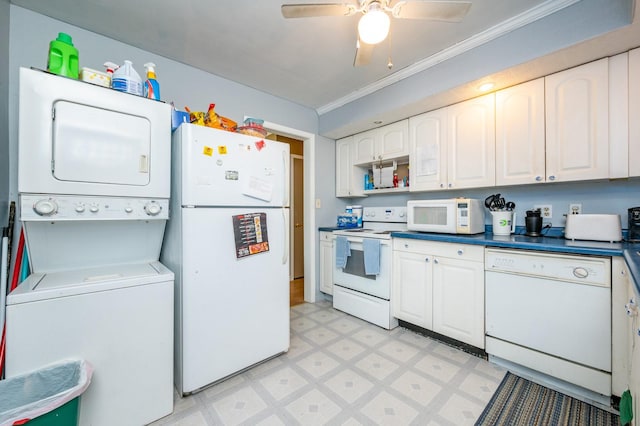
47,32,79,79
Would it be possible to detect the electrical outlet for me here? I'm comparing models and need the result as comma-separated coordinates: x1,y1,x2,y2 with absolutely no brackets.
534,204,552,219
569,203,582,215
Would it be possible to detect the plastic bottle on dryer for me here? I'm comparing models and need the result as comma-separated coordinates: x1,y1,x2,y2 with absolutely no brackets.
143,62,161,100
111,60,143,96
47,32,79,79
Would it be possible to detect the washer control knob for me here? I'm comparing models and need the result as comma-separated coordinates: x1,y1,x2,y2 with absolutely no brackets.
75,204,86,213
89,204,100,213
124,206,134,214
144,202,162,216
33,199,58,216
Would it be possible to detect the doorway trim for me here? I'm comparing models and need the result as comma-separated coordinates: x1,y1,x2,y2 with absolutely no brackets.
263,121,316,303
290,153,304,281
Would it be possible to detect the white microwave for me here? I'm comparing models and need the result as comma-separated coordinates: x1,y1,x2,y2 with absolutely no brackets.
407,198,485,234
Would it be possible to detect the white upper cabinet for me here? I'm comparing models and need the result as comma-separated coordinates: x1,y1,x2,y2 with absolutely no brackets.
409,108,448,191
609,53,629,179
352,120,409,165
545,58,609,182
335,136,364,197
447,94,496,189
629,48,640,177
495,78,546,186
353,130,376,165
410,93,495,192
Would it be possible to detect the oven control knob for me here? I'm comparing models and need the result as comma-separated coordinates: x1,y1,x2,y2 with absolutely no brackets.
144,202,162,216
33,199,58,216
398,211,406,218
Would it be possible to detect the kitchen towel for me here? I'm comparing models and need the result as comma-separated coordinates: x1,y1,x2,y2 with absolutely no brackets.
363,238,380,275
335,236,350,269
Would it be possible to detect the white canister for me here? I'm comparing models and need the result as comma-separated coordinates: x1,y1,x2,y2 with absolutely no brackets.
491,211,516,236
352,205,363,228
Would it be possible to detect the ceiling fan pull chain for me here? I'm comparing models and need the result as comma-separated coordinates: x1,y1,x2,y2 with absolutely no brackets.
387,24,393,69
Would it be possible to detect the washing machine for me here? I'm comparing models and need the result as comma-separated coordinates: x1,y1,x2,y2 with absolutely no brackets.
6,67,175,425
6,262,174,426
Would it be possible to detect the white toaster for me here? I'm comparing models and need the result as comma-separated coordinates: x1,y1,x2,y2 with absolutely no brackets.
564,214,622,242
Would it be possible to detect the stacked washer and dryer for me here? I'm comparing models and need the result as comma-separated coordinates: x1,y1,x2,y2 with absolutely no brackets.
5,68,174,425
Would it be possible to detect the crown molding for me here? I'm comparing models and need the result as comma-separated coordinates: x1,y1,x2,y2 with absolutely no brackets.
316,0,581,115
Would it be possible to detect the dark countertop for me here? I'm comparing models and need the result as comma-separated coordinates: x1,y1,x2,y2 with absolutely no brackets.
319,227,341,232
318,225,640,296
391,230,640,297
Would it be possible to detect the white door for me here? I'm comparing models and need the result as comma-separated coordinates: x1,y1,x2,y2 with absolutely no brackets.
179,207,290,393
495,78,546,186
409,110,448,191
545,58,609,182
179,124,290,207
447,94,496,189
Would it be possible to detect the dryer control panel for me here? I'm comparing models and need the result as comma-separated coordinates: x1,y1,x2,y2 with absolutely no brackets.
20,194,169,221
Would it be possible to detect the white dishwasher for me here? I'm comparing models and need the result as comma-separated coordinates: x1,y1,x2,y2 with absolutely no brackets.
485,248,611,402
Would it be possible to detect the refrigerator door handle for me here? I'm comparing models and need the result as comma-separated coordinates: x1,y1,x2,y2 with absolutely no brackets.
282,206,289,265
282,150,289,207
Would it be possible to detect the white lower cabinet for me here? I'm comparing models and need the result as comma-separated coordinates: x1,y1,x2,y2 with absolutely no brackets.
612,258,631,397
392,249,433,329
392,239,485,348
619,257,640,423
432,254,485,348
629,287,640,426
319,232,334,295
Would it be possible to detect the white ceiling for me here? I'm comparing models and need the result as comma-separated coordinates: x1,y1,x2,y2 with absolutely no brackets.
10,0,594,113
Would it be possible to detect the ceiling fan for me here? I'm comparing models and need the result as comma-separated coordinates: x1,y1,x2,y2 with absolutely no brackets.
281,1,472,67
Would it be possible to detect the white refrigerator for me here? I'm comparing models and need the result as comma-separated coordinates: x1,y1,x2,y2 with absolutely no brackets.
162,124,290,395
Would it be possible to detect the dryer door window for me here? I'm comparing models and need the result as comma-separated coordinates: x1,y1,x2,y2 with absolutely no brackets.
52,101,151,186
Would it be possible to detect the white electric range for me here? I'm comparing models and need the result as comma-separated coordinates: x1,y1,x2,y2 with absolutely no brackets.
333,206,407,329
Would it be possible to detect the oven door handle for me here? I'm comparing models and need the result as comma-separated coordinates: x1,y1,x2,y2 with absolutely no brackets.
339,237,391,246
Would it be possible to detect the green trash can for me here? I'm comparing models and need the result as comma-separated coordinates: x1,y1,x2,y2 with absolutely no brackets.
0,359,93,426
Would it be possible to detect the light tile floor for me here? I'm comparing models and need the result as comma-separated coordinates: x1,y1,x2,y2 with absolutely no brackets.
151,300,506,426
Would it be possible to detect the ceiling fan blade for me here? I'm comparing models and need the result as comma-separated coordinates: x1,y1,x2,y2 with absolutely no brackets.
392,1,472,22
354,38,375,67
281,3,356,18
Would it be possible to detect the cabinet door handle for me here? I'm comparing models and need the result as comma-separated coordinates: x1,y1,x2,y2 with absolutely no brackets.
448,183,452,188
457,249,464,255
425,257,429,263
434,258,439,264
548,175,556,181
440,183,444,188
535,176,542,182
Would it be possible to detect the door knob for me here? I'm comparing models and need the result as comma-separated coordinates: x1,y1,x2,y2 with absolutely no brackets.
295,223,303,228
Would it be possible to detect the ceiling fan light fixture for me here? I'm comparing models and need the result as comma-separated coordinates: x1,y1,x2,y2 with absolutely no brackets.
358,5,390,45
478,82,495,92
